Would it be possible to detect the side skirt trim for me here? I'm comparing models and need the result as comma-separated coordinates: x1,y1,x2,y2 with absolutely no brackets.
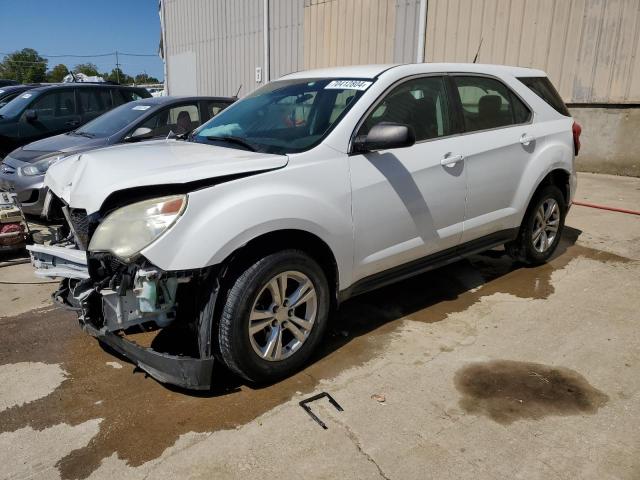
339,228,518,302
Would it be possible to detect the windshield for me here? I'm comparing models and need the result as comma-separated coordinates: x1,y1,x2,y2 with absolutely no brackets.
74,101,155,138
193,78,371,154
0,90,37,118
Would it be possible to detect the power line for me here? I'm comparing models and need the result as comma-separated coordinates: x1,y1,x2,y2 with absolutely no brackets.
0,51,158,58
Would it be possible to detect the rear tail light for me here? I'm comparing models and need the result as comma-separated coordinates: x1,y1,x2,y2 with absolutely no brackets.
572,121,582,156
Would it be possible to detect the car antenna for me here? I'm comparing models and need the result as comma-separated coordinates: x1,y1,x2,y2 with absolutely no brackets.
472,37,483,64
234,84,242,98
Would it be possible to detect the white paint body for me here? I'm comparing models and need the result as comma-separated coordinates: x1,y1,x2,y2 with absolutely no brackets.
45,63,576,292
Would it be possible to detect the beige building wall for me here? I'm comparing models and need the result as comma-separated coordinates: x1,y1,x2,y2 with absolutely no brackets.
162,0,640,175
303,0,397,68
425,0,640,104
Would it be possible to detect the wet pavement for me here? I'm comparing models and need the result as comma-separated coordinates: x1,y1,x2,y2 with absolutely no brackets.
1,172,639,480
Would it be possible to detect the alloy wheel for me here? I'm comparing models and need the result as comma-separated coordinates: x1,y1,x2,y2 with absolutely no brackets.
532,198,560,253
248,270,318,361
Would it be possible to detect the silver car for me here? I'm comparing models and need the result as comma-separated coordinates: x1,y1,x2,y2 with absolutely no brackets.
0,96,234,216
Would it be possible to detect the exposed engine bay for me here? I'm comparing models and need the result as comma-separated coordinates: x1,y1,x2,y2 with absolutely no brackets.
28,198,220,390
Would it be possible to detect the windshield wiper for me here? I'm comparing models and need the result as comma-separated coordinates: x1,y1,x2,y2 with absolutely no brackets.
205,135,256,152
69,130,95,138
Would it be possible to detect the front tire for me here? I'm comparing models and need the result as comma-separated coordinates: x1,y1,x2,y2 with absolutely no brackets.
506,185,566,265
218,249,330,383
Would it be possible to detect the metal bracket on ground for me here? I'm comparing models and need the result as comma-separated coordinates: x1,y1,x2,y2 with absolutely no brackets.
299,392,343,429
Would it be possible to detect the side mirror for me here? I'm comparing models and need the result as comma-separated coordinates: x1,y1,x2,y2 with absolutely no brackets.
353,122,416,153
125,127,153,142
25,109,38,122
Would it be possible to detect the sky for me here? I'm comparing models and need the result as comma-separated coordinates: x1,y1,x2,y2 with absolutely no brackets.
0,0,164,80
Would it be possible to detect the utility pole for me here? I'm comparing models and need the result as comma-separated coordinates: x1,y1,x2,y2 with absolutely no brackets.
115,51,121,83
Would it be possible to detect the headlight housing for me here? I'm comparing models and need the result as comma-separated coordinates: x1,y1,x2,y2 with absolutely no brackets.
88,195,187,261
20,154,66,176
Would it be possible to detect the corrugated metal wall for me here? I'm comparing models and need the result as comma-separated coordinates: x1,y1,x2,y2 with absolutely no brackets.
269,0,305,79
163,0,267,97
302,0,422,68
163,0,640,103
302,0,397,68
425,0,640,104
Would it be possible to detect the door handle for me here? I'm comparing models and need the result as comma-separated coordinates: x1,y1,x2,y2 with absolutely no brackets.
520,133,535,145
441,154,464,167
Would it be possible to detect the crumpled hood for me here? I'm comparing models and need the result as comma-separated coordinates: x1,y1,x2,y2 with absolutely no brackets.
46,139,288,214
11,133,108,163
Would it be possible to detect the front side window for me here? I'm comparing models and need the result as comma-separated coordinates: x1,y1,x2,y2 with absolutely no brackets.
453,76,531,132
121,89,146,102
30,90,76,118
139,103,200,136
193,78,368,154
359,76,453,142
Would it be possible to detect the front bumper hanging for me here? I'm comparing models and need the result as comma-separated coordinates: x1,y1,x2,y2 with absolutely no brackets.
29,243,217,390
83,323,215,390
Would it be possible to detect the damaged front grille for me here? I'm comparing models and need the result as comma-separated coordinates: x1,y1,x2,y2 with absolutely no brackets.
59,205,96,251
69,208,90,247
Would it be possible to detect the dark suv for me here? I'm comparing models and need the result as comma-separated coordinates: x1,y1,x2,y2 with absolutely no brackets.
0,84,43,109
0,83,150,158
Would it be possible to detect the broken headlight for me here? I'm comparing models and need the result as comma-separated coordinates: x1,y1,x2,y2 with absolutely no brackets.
88,195,187,261
20,154,66,176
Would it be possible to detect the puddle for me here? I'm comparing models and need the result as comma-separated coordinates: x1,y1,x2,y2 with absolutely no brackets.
454,360,609,424
0,227,630,479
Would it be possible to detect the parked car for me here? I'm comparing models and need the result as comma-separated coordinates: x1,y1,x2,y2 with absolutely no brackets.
0,83,151,159
0,96,234,216
30,63,580,390
0,80,19,87
0,84,43,108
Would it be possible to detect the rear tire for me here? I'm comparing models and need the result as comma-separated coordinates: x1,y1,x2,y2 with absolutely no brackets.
218,249,330,383
506,185,566,265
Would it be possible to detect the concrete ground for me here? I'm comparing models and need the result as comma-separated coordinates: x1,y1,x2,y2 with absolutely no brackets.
0,172,638,480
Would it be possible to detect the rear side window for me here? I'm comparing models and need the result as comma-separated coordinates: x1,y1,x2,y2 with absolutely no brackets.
78,88,112,114
453,76,531,132
518,76,570,116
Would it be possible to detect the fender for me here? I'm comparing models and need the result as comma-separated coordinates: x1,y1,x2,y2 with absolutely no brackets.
141,149,355,289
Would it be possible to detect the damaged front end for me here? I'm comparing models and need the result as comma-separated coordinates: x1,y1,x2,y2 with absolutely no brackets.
28,202,220,390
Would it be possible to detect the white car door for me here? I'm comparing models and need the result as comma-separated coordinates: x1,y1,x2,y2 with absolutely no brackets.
450,75,535,243
349,75,467,283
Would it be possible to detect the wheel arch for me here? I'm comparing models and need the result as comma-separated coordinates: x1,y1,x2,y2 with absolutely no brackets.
535,168,571,206
220,229,341,310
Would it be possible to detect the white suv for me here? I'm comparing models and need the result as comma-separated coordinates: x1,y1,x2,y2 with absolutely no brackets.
30,63,581,389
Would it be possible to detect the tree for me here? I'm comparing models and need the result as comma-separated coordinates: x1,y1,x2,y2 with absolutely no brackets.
106,67,133,85
134,73,160,85
73,63,99,77
0,48,48,83
47,64,69,83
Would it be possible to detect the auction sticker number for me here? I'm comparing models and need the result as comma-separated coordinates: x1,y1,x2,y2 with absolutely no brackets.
325,80,372,91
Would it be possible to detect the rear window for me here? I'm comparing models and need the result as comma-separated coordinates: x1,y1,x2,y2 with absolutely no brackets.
518,77,570,116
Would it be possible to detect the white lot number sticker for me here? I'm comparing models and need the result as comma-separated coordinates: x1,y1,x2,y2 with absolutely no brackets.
325,80,372,91
21,93,32,99
132,105,151,111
